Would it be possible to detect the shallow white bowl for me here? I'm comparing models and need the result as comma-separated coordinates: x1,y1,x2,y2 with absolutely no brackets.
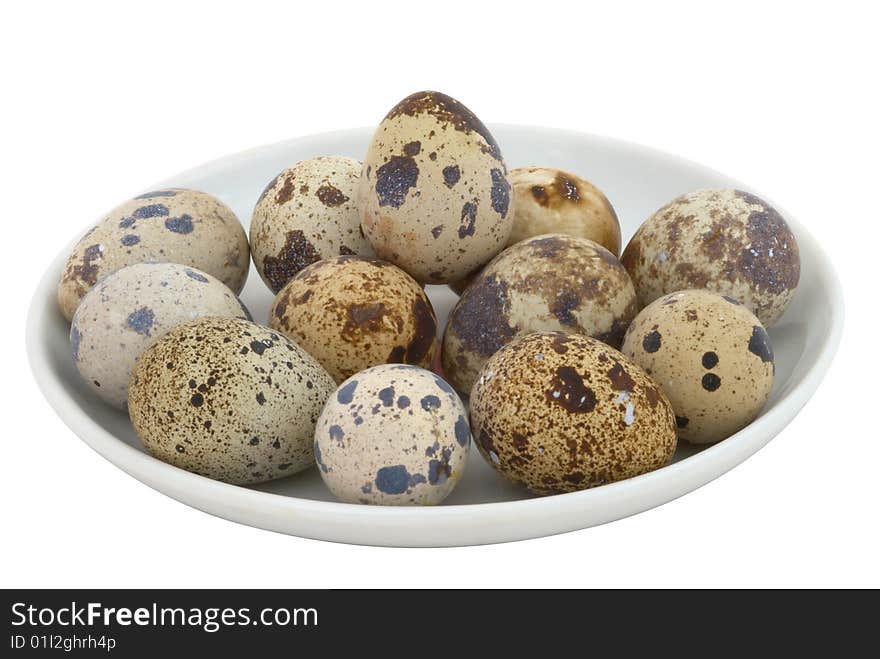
27,126,843,547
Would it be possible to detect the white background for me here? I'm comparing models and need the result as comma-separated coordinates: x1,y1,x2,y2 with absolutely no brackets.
2,1,877,588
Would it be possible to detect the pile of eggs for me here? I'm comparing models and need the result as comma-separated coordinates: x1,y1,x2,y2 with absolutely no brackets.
59,90,800,506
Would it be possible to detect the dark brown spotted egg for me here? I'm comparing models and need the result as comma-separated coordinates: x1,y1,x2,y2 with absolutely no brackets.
250,156,375,294
315,364,470,505
128,317,335,485
621,189,800,326
469,332,677,495
621,289,774,444
357,91,513,284
58,188,249,321
448,167,622,295
442,234,638,394
509,167,621,255
70,263,251,409
269,256,436,383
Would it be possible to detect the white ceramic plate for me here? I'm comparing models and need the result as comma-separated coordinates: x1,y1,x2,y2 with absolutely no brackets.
27,126,843,547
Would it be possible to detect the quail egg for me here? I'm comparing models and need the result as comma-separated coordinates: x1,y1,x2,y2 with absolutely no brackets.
70,262,251,409
469,332,677,494
509,167,620,253
448,167,622,294
250,156,375,293
58,188,249,321
128,317,335,485
315,364,470,505
442,233,637,394
621,188,800,326
357,90,513,284
270,255,436,383
621,289,774,444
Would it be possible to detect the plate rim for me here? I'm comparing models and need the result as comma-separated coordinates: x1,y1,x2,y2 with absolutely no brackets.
26,124,845,547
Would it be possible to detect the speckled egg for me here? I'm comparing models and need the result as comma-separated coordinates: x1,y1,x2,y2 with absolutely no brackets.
621,289,774,444
621,189,800,326
357,90,513,284
250,156,375,293
448,167,621,295
470,332,677,494
269,256,436,383
442,234,637,394
315,364,470,505
70,263,251,409
58,188,249,321
128,317,335,485
509,167,621,255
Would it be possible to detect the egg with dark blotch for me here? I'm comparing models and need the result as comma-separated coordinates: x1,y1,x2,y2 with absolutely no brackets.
315,364,470,505
70,263,251,409
128,317,335,485
442,233,637,394
469,332,677,495
621,188,800,326
57,188,249,321
448,167,622,295
508,168,621,255
250,156,374,294
357,90,513,284
269,256,437,383
621,289,774,444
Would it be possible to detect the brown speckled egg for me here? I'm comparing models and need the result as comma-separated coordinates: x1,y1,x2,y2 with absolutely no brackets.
442,234,637,394
469,332,677,495
509,167,621,254
269,256,436,383
315,364,470,505
128,317,335,485
621,189,800,326
250,156,375,293
57,188,249,321
70,263,251,409
357,90,513,284
448,167,621,295
621,289,774,444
